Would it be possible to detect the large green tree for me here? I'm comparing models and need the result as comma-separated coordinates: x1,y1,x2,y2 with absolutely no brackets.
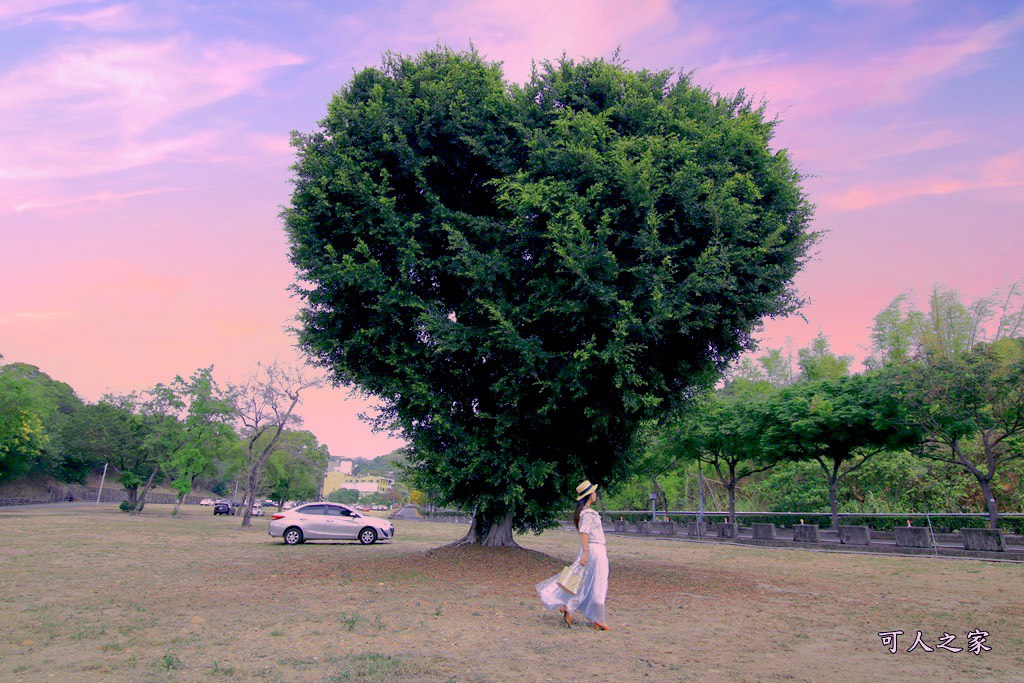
671,379,777,522
891,338,1024,530
265,429,330,509
760,372,911,530
129,367,235,515
285,47,816,545
158,368,237,516
59,396,152,504
0,362,83,482
0,376,48,482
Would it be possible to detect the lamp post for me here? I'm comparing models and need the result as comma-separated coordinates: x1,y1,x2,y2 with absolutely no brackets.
649,492,658,524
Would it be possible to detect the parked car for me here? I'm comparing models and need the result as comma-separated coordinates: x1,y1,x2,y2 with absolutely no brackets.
213,501,233,516
268,503,395,546
199,498,213,506
251,504,265,517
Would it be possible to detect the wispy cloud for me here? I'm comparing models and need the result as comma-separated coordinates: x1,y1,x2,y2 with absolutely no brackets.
0,36,306,181
38,3,142,31
10,186,179,214
874,7,1024,103
704,6,1024,122
821,147,1024,211
0,0,103,24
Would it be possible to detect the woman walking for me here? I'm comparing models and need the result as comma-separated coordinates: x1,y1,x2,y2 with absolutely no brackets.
536,480,611,631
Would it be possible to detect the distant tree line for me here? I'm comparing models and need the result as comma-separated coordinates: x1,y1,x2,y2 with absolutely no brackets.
607,282,1024,532
0,358,327,524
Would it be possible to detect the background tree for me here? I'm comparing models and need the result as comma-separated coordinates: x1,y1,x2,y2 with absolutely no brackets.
617,420,685,518
761,372,910,530
891,338,1024,530
796,333,852,382
0,375,48,482
233,362,322,528
58,395,152,505
327,487,360,504
353,449,406,477
865,293,926,369
161,368,237,516
672,379,776,522
867,281,1024,369
285,47,816,545
0,362,83,482
129,367,235,514
731,344,796,388
265,429,330,508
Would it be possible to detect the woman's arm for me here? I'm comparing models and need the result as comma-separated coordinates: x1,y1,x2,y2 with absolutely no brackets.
579,532,590,566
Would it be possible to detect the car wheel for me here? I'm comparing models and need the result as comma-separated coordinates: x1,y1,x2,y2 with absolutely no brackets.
283,527,304,546
358,527,378,545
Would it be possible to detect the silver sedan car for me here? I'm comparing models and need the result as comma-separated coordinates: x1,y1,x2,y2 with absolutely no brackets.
268,502,394,546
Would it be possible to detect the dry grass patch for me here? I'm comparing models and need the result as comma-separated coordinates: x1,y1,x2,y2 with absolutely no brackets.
1,504,1021,682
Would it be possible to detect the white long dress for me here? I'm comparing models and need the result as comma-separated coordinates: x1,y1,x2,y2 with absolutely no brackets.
536,507,608,623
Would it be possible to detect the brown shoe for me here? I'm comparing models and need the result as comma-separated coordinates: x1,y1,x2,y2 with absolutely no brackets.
593,622,611,631
559,606,572,628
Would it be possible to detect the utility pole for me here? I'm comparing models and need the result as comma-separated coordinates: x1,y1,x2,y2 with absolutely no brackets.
95,462,108,505
698,460,705,526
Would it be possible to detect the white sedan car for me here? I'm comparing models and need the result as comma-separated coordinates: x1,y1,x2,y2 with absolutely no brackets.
268,503,394,546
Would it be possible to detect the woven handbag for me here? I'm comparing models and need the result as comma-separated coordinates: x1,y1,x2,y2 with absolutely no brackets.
556,562,583,595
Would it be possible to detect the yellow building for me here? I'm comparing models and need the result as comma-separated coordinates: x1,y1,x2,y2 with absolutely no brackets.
323,471,393,495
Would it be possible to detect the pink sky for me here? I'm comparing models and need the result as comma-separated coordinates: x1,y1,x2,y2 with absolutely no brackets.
2,1,1022,459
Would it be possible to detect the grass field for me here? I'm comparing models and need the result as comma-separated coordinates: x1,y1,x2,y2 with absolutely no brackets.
1,504,1021,682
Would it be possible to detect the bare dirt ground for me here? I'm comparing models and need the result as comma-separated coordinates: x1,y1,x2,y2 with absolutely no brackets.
1,504,1021,682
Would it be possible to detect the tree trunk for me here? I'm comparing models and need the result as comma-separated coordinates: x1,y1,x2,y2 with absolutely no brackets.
172,492,184,516
453,509,518,547
132,466,160,515
727,462,738,524
977,476,1000,530
239,470,259,528
726,483,736,524
828,476,839,531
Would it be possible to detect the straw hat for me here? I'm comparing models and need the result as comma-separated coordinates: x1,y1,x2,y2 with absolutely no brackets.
575,480,598,501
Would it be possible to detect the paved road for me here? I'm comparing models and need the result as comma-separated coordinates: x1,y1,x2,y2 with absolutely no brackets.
0,501,106,511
